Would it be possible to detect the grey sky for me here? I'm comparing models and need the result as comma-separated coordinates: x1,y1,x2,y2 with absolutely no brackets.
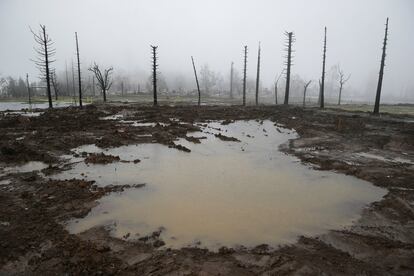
0,0,413,102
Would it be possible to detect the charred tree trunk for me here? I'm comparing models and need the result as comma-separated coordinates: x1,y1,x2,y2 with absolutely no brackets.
338,83,343,105
230,62,234,99
242,46,247,106
151,45,158,106
274,70,284,105
373,18,389,115
318,79,322,105
92,77,95,96
320,27,327,109
274,84,278,105
284,32,294,105
191,56,201,106
71,60,77,105
121,81,124,96
303,80,312,107
30,24,55,108
26,73,32,106
255,42,261,105
42,27,52,108
51,71,59,101
75,32,82,108
65,61,70,96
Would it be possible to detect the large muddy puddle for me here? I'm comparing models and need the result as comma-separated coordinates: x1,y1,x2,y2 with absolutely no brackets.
52,120,386,250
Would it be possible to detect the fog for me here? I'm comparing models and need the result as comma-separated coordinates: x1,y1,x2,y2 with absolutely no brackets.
0,0,413,103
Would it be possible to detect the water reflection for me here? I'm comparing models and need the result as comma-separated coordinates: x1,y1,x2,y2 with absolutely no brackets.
55,120,386,250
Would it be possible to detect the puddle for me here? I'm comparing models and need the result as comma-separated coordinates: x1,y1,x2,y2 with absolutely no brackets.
0,179,11,185
100,114,124,120
1,161,49,177
53,120,386,250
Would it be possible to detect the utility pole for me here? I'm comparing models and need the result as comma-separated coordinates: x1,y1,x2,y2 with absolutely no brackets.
230,62,234,99
75,32,82,108
242,46,247,106
191,56,201,106
255,42,261,105
320,27,327,109
373,18,389,115
151,45,158,106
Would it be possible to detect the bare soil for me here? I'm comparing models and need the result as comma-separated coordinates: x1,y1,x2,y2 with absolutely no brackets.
1,103,413,275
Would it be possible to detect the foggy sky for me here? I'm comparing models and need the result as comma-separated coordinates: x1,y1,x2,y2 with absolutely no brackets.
1,0,413,102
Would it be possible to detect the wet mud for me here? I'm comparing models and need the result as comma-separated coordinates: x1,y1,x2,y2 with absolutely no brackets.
1,103,413,275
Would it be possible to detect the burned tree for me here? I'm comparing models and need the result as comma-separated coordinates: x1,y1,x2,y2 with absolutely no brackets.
230,62,234,99
302,80,312,107
71,60,77,104
151,45,158,106
274,70,284,105
373,18,389,115
65,61,70,96
284,32,294,105
255,42,261,105
75,32,83,108
317,79,322,105
26,73,32,106
242,46,247,106
50,70,59,100
320,27,327,109
30,24,55,108
88,63,113,102
191,56,201,106
337,65,351,105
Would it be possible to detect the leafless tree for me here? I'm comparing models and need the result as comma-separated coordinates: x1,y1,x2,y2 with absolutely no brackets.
229,62,234,99
151,45,158,106
337,66,351,105
374,18,389,115
318,79,322,105
30,24,55,108
302,80,312,107
274,69,285,105
71,60,77,105
284,32,295,105
191,56,201,106
255,42,261,105
75,32,83,108
320,27,327,109
88,63,113,102
200,64,218,96
25,74,32,106
242,46,247,106
50,70,59,101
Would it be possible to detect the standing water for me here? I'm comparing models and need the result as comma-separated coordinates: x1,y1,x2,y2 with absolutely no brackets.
53,120,386,250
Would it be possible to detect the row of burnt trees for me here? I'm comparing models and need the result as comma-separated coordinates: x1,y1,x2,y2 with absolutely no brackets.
32,18,390,114
279,19,388,114
30,25,114,109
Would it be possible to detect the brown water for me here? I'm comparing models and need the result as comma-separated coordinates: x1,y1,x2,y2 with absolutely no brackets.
53,120,386,250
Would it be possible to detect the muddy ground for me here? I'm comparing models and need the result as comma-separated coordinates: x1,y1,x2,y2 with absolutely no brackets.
0,103,413,275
